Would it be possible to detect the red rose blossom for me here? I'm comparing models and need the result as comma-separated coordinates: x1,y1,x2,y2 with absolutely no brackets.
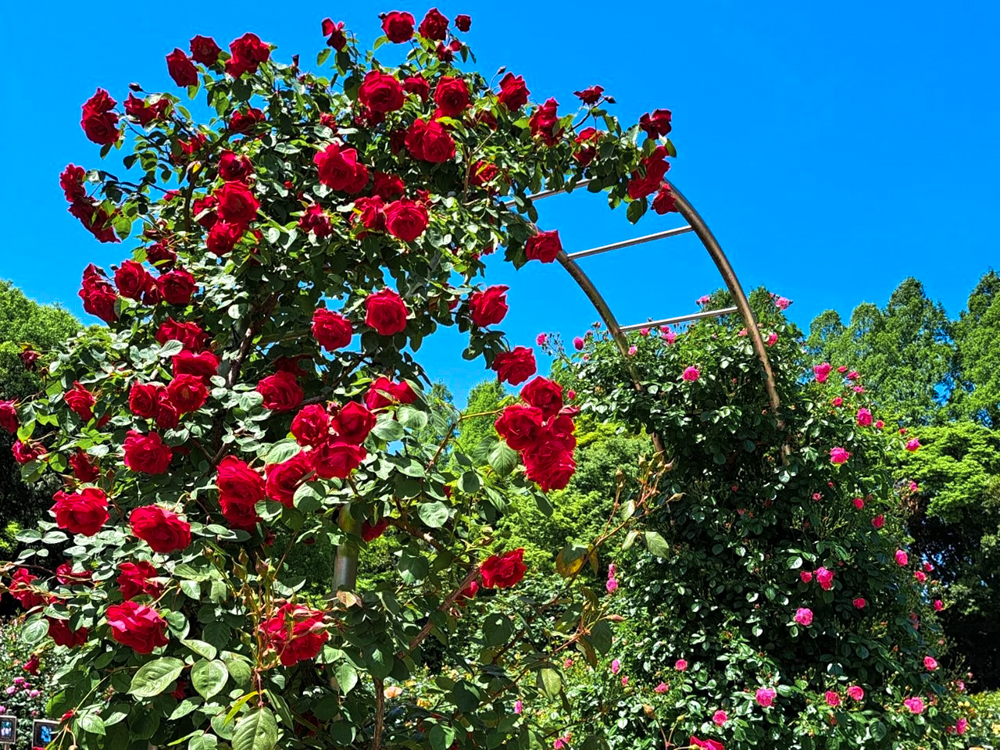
130,505,191,553
434,76,470,117
358,70,405,113
165,373,208,413
529,98,562,146
257,371,304,412
214,181,260,226
79,264,119,324
520,377,564,419
639,108,673,138
52,487,109,536
403,76,431,101
261,603,328,666
315,142,370,193
418,8,449,40
525,230,563,263
157,268,197,305
217,455,266,529
492,347,537,386
384,198,429,242
405,118,456,163
117,561,163,600
382,11,416,42
166,49,198,87
469,286,509,327
69,449,100,482
454,14,471,31
312,307,353,351
226,32,270,78
291,404,331,448
365,289,410,335
123,430,173,474
107,601,169,654
331,401,376,444
574,85,605,104
313,439,367,479
497,73,529,110
480,549,527,589
265,451,315,507
299,204,333,237
65,381,96,422
495,404,545,450
48,618,88,648
190,35,222,65
0,400,17,433
173,350,220,381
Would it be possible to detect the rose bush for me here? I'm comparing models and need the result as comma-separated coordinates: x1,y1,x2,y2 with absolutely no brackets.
0,8,679,750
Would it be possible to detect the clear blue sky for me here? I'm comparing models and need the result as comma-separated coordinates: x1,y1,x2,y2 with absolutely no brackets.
2,1,998,402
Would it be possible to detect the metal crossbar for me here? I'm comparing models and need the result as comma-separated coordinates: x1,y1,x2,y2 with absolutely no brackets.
619,306,739,332
566,226,693,260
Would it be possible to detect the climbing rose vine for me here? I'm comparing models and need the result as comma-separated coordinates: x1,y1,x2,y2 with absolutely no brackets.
0,8,679,750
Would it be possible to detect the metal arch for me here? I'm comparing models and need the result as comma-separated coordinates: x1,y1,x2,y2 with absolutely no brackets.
544,179,781,417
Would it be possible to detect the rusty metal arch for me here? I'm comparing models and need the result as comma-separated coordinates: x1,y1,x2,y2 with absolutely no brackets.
333,180,781,592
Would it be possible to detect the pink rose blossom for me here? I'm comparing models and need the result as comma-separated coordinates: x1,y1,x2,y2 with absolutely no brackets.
853,598,866,609
611,659,620,674
824,691,840,707
924,656,938,671
847,370,860,380
755,688,776,707
765,332,778,346
535,333,547,346
815,567,834,591
924,562,934,572
661,326,676,344
813,362,832,383
564,658,573,669
640,328,650,337
774,296,791,310
675,659,688,671
573,336,585,350
904,697,925,714
852,497,865,509
712,710,728,726
800,571,813,583
895,550,909,566
812,492,823,501
872,514,885,529
628,346,638,356
738,328,748,337
856,408,873,427
514,700,523,714
831,397,843,407
696,295,711,305
829,447,850,464
915,570,926,583
875,420,884,429
906,439,921,452
654,682,668,694
794,608,813,626
621,676,628,686
682,366,700,382
838,365,848,373
956,718,968,735
933,599,943,612
847,685,864,701
606,578,619,593
853,385,865,393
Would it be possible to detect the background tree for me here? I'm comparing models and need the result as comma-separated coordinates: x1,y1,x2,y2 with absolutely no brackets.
951,270,1000,427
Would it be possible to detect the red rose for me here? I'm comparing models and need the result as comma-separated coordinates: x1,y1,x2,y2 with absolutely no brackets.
166,49,198,87
19,348,39,370
372,171,406,200
123,430,173,474
217,455,266,528
574,85,605,104
265,451,314,507
365,377,401,410
639,109,673,138
480,549,527,589
156,319,208,351
10,568,45,610
495,404,545,450
80,88,120,145
257,371,303,412
455,14,471,31
313,440,366,479
314,143,370,193
124,94,169,125
362,518,389,542
491,346,537,386
114,260,153,300
529,98,562,145
405,118,456,163
322,18,347,50
147,242,177,269
403,76,430,101
214,181,259,226
190,35,222,65
107,601,169,654
299,204,333,237
312,307,353,351
520,377,564,419
60,164,87,202
226,32,270,77
0,400,17,433
47,618,89,648
55,564,93,586
65,381,96,421
69,449,100,483
157,268,197,305
129,383,161,418
52,487,109,536
382,11,415,42
469,285,509,327
166,373,208,413
522,439,576,491
545,414,577,452
207,220,244,256
418,8,449,39
652,185,678,215
291,404,331,447
218,151,253,181
358,70,405,113
365,289,409,336
173,350,220,381
354,196,386,233
330,401,376,444
79,264,119,324
470,161,499,188
627,155,670,199
130,505,191,553
117,561,163,601
261,603,328,666
497,73,529,110
574,127,602,166
69,200,119,244
525,229,563,263
155,393,180,431
384,198,429,242
434,76,470,117
228,107,265,134
12,440,44,465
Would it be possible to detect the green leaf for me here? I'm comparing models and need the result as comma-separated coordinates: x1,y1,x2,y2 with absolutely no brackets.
429,724,457,750
182,639,218,660
488,441,518,476
459,470,482,494
417,501,449,529
483,613,513,646
232,708,278,750
263,439,300,465
538,668,562,697
335,661,358,694
22,617,48,645
372,417,405,442
644,531,671,558
189,733,220,750
129,657,186,698
76,713,106,736
192,659,230,700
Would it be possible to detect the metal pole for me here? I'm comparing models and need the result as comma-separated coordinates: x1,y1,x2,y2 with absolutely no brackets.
566,225,693,260
333,504,360,591
619,306,738,332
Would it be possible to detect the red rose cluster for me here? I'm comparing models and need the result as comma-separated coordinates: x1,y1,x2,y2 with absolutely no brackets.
627,145,677,215
495,376,577,492
61,164,118,244
261,602,329,666
491,346,537,386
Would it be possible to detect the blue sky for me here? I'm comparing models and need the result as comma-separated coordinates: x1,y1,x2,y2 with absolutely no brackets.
2,1,998,402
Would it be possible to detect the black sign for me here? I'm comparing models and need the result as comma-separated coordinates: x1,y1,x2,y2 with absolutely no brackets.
31,719,58,747
0,715,16,744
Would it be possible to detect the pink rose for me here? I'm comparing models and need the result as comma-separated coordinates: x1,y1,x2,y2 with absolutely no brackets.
829,447,850,464
824,691,840,707
847,685,864,701
674,659,688,671
904,697,924,714
755,688,776,707
895,550,909,566
794,608,813,626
